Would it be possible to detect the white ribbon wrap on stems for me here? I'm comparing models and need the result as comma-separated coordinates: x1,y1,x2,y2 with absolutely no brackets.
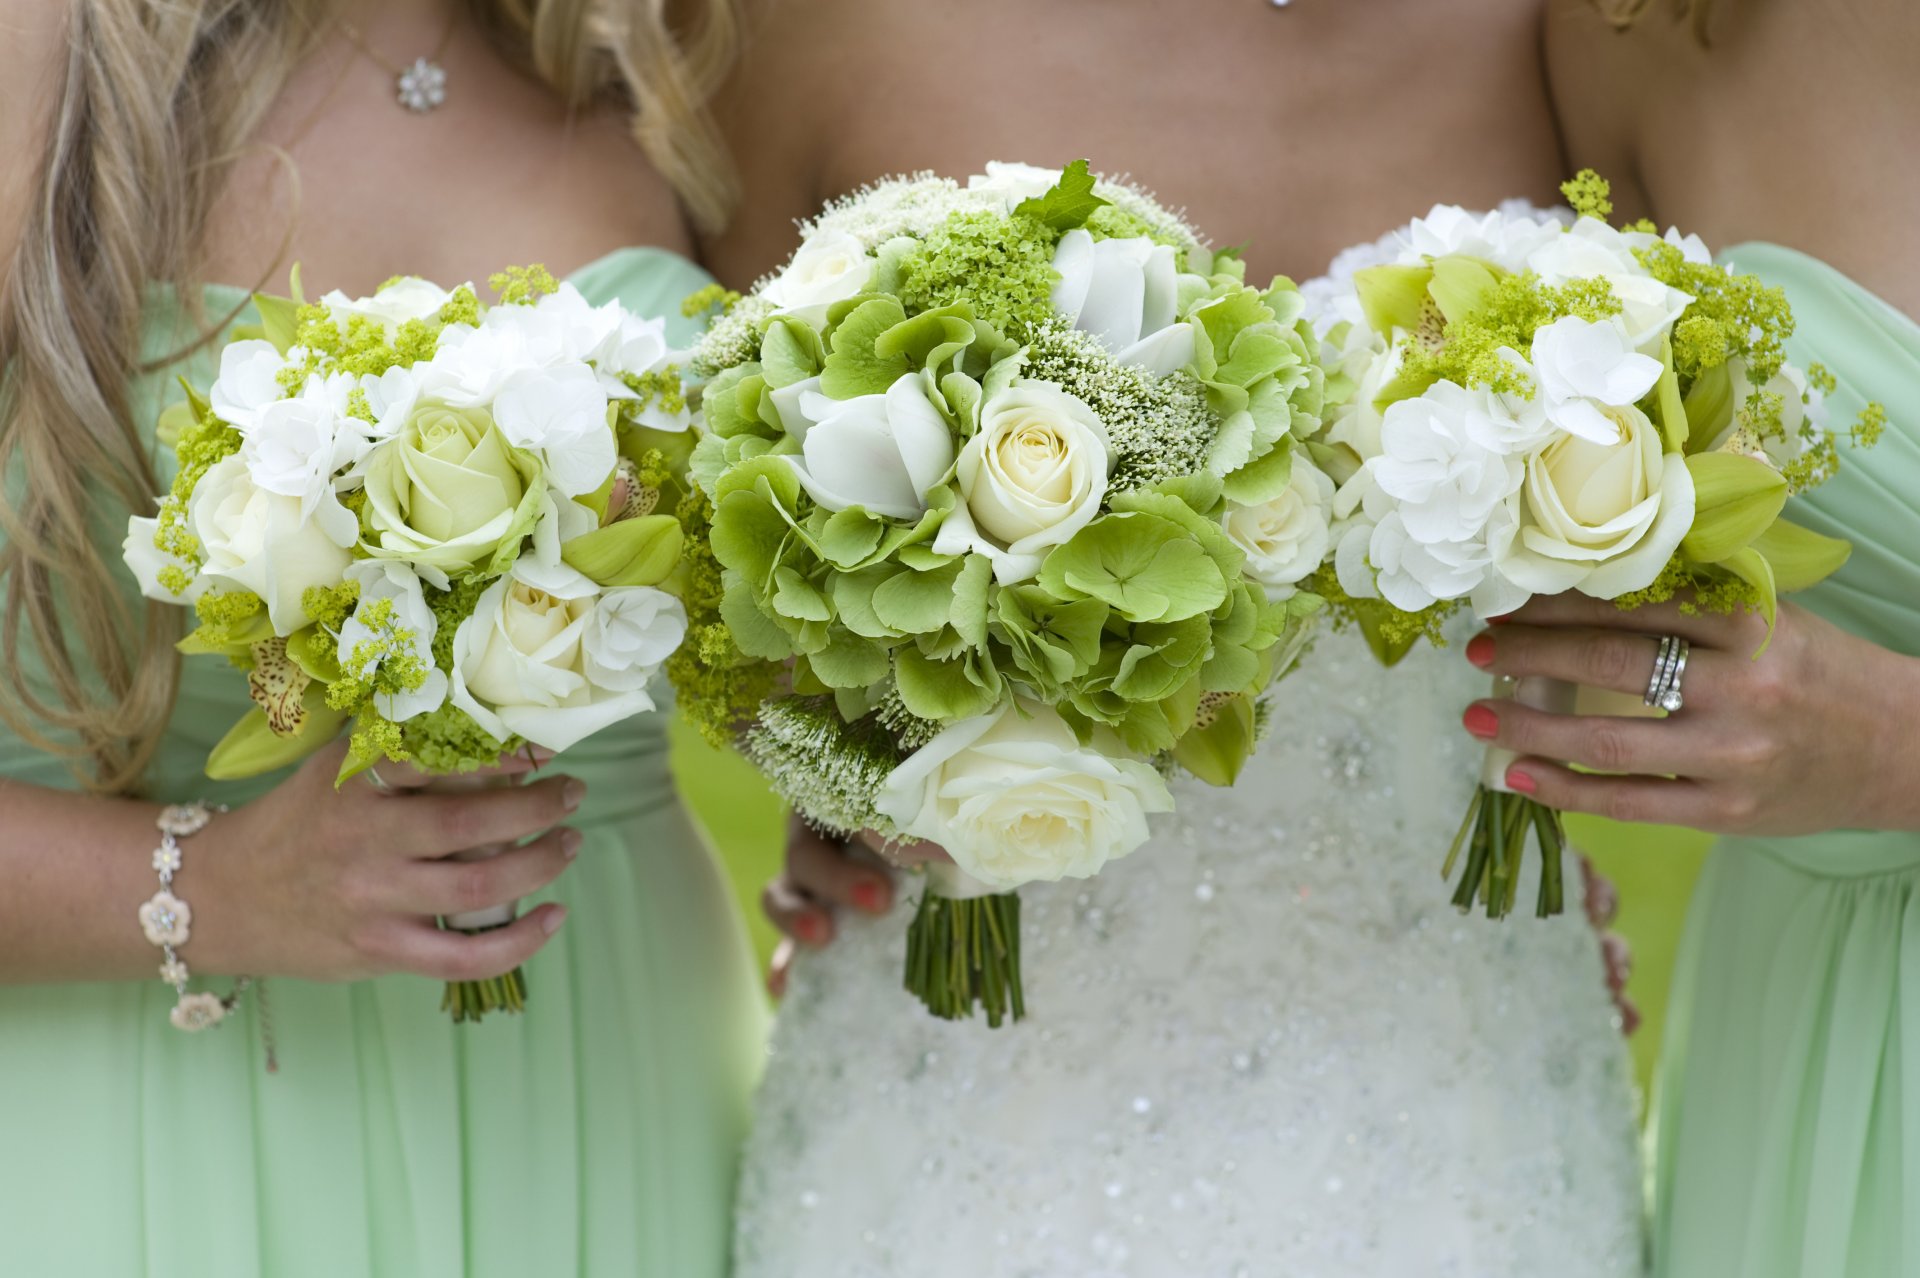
1480,675,1577,791
924,860,1005,901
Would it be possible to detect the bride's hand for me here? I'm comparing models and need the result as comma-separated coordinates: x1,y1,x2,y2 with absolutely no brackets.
1458,593,1920,836
191,740,583,982
761,816,951,996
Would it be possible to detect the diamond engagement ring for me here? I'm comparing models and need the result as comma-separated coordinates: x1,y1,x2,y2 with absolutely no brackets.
1643,634,1690,713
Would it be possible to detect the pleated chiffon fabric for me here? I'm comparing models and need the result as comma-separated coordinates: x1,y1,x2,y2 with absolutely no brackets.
1651,242,1920,1278
0,248,767,1276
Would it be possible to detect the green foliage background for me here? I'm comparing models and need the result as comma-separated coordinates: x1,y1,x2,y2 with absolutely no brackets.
670,720,1710,1103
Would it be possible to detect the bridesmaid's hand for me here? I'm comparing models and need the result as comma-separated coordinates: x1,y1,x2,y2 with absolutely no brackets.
192,741,583,982
761,816,950,996
1458,593,1920,836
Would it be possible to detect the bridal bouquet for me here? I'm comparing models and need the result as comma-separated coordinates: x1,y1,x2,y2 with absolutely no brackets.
123,266,695,1018
674,161,1330,1024
1321,172,1883,917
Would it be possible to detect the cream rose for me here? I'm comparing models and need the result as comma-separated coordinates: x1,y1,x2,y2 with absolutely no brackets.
1494,401,1696,599
1050,229,1196,376
449,566,683,754
873,701,1174,892
1223,454,1335,599
934,382,1113,584
187,455,355,632
361,402,539,574
762,228,875,320
776,373,956,519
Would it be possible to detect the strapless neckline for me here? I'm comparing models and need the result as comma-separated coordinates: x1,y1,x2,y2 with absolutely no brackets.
1724,240,1920,343
194,243,695,302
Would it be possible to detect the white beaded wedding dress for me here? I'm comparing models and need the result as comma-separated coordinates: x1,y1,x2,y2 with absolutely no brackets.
732,221,1648,1278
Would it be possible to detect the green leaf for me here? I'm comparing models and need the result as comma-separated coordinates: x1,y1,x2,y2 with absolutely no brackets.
1219,435,1296,506
872,561,963,634
759,315,825,388
1111,615,1213,701
894,645,1002,720
873,306,980,378
1038,512,1228,623
205,684,345,781
806,628,893,689
1750,517,1851,592
829,564,898,638
255,292,302,355
562,515,683,587
719,577,799,660
819,297,910,399
1172,694,1256,786
816,507,886,568
1681,452,1788,564
771,566,832,622
1010,158,1110,233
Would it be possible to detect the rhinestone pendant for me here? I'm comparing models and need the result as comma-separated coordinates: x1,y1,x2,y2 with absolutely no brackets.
396,57,448,113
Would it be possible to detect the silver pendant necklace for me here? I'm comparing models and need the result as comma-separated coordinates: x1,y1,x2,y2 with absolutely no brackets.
339,12,458,114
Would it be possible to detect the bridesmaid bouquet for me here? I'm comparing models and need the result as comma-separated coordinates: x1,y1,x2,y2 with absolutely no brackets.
673,161,1330,1025
1321,173,1884,917
123,266,696,1018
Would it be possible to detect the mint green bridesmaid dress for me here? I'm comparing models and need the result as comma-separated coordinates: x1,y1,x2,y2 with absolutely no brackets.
0,248,767,1276
1650,243,1920,1277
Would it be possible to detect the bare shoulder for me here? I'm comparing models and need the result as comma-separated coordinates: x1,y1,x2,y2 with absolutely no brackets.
0,2,69,266
701,0,933,288
1543,0,1658,220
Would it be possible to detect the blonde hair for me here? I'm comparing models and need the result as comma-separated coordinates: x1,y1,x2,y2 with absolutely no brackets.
1591,0,1721,43
0,0,742,792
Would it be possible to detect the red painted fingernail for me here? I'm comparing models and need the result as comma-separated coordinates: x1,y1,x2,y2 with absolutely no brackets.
851,880,888,914
1505,767,1538,795
1466,633,1496,668
1463,704,1499,740
1488,614,1513,627
798,913,828,945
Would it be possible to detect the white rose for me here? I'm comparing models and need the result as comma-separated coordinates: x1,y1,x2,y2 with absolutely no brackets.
1528,315,1662,444
873,700,1174,892
335,560,449,721
449,565,675,753
321,277,453,332
1397,204,1566,273
934,382,1113,584
1223,453,1335,600
775,373,955,519
1527,218,1694,350
188,455,355,632
1494,400,1696,599
122,515,207,605
1050,229,1196,376
1369,381,1523,545
207,339,288,430
965,161,1063,206
492,362,616,497
762,228,875,320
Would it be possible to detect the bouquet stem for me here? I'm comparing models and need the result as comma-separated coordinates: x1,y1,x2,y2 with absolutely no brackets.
430,770,529,1023
903,865,1025,1027
1445,676,1574,919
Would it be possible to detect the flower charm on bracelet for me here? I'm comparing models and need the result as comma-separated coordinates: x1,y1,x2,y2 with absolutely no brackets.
169,992,228,1032
138,891,192,948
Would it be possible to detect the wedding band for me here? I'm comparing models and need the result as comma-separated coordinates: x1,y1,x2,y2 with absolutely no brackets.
1644,635,1690,713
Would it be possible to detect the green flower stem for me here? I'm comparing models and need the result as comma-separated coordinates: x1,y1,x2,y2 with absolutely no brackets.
903,888,1026,1028
1445,785,1568,920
